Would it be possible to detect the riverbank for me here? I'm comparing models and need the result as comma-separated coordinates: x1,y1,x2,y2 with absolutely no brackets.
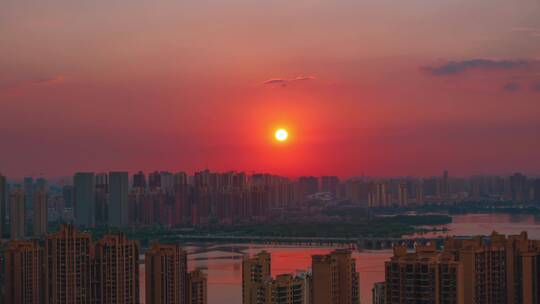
75,214,451,248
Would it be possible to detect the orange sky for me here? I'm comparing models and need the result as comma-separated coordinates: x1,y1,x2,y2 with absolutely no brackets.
1,0,540,177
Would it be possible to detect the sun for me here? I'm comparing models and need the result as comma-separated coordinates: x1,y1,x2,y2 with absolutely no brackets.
275,128,288,142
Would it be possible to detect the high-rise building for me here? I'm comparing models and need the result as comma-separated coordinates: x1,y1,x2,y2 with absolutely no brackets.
24,177,34,213
161,171,175,193
149,171,162,190
95,173,109,192
297,176,319,199
385,243,464,304
382,231,540,304
93,233,139,304
368,182,390,208
174,172,189,226
145,243,189,304
534,178,540,203
132,171,146,189
10,189,26,239
446,234,506,304
243,251,309,304
444,231,540,304
242,251,271,304
45,224,92,304
311,249,360,304
74,172,95,228
257,274,307,304
321,176,340,197
439,170,450,198
32,189,48,237
35,177,47,191
508,173,528,203
397,183,408,207
372,282,385,304
415,181,424,205
0,173,7,238
62,185,74,209
506,232,540,304
95,187,108,225
188,269,208,304
109,172,129,227
3,240,44,304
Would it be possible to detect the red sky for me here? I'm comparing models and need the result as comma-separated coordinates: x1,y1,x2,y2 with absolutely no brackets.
1,0,540,178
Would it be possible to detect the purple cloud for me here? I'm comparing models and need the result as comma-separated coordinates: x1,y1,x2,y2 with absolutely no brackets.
34,75,65,85
424,59,530,76
0,75,66,92
262,76,315,86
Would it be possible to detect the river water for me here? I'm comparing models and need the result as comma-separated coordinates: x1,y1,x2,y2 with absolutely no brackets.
139,213,540,304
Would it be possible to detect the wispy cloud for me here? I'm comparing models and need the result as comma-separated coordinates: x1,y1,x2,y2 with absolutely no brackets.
262,76,315,87
424,59,530,76
0,75,66,93
34,75,65,85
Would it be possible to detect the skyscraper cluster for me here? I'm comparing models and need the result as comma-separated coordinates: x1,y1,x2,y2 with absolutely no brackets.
242,250,360,304
377,231,540,304
1,224,207,304
79,170,301,228
358,171,540,208
1,171,540,238
0,174,49,240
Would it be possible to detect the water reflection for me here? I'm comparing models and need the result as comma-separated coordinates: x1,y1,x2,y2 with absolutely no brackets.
411,213,540,238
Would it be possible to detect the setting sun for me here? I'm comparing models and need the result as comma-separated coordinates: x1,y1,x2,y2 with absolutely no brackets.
275,129,288,142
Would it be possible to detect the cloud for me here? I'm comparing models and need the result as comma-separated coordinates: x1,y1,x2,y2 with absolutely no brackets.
34,75,65,85
0,75,66,93
424,59,530,76
533,83,540,92
502,82,521,92
262,76,315,86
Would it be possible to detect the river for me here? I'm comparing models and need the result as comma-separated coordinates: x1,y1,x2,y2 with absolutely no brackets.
139,213,540,304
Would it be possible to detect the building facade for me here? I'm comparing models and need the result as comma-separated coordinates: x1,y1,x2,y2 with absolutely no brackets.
32,189,48,236
109,172,129,227
10,189,26,239
257,274,307,304
45,224,93,304
0,173,6,238
385,243,464,304
3,240,44,304
444,231,540,304
188,269,208,304
242,251,271,304
145,243,189,304
74,172,95,228
93,234,139,304
311,249,360,304
372,282,385,304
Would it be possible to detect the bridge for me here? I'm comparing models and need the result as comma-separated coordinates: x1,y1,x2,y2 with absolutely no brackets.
160,234,447,250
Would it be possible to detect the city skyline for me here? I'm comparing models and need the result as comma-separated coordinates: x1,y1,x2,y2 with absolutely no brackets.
2,169,540,183
2,0,540,177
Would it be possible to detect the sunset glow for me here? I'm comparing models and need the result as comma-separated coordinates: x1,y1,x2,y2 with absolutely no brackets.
1,0,540,177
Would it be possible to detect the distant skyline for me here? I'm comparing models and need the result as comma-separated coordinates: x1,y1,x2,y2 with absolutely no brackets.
2,170,539,184
2,0,540,177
